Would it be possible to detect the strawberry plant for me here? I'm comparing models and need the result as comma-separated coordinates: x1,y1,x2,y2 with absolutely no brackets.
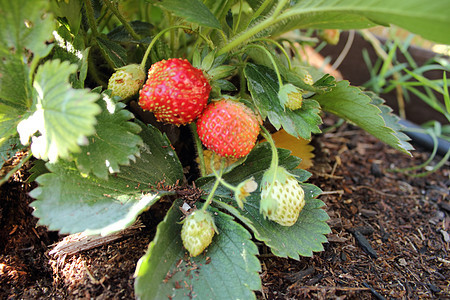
1,0,449,298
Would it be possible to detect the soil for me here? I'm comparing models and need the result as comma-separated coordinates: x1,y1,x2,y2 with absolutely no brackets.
1,119,449,300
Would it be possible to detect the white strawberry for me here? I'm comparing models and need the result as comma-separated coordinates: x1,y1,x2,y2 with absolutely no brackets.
181,210,217,257
278,83,303,111
260,166,305,226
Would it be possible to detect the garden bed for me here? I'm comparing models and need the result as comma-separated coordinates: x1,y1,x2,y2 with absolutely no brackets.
1,117,448,299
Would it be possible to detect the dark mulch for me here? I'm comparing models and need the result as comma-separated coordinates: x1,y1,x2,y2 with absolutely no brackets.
1,121,449,299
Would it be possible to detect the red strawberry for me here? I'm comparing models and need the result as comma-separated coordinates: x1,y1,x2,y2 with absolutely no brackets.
196,99,261,158
139,58,211,125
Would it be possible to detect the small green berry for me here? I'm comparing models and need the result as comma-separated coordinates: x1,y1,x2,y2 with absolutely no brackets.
108,64,145,99
181,210,217,257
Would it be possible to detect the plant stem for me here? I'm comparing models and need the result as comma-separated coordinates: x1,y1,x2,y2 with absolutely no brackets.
271,0,289,19
140,25,187,69
140,26,213,69
260,126,280,195
217,0,293,56
252,0,273,20
211,160,238,193
240,0,273,31
190,123,206,177
84,0,117,69
201,161,224,212
242,44,284,90
253,38,292,70
217,16,278,56
104,0,141,41
97,9,113,33
84,0,99,37
233,0,244,34
239,65,247,98
261,126,279,171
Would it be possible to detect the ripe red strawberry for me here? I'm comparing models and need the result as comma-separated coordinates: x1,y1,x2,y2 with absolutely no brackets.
138,58,211,125
181,210,217,257
196,99,261,158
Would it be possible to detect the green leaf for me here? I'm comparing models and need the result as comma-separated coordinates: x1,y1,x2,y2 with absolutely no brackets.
241,185,329,258
313,80,413,154
0,103,25,148
53,25,90,88
135,200,261,300
96,36,127,68
272,0,450,44
26,159,49,183
0,135,21,170
72,94,143,179
365,91,414,153
107,21,154,43
16,60,101,162
159,0,222,29
246,47,325,93
223,0,450,55
0,53,31,108
0,0,54,57
207,65,236,80
0,53,31,142
29,123,184,235
244,63,322,140
54,0,83,35
198,143,331,259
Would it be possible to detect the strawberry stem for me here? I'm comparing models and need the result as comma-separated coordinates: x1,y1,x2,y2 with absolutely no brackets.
211,160,238,193
232,0,244,35
201,159,224,212
241,44,284,91
104,0,141,41
271,0,289,20
261,126,279,172
216,1,295,56
252,38,293,70
140,25,187,70
140,26,214,70
245,0,272,26
83,0,99,37
260,126,280,197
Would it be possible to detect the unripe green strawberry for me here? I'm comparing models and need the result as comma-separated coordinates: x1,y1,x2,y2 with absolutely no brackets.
278,83,303,111
139,58,211,125
181,210,217,257
319,29,340,45
196,99,261,158
260,166,305,226
303,71,314,86
108,64,145,99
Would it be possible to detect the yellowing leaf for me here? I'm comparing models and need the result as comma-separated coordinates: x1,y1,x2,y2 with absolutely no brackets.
197,149,238,175
261,129,314,169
